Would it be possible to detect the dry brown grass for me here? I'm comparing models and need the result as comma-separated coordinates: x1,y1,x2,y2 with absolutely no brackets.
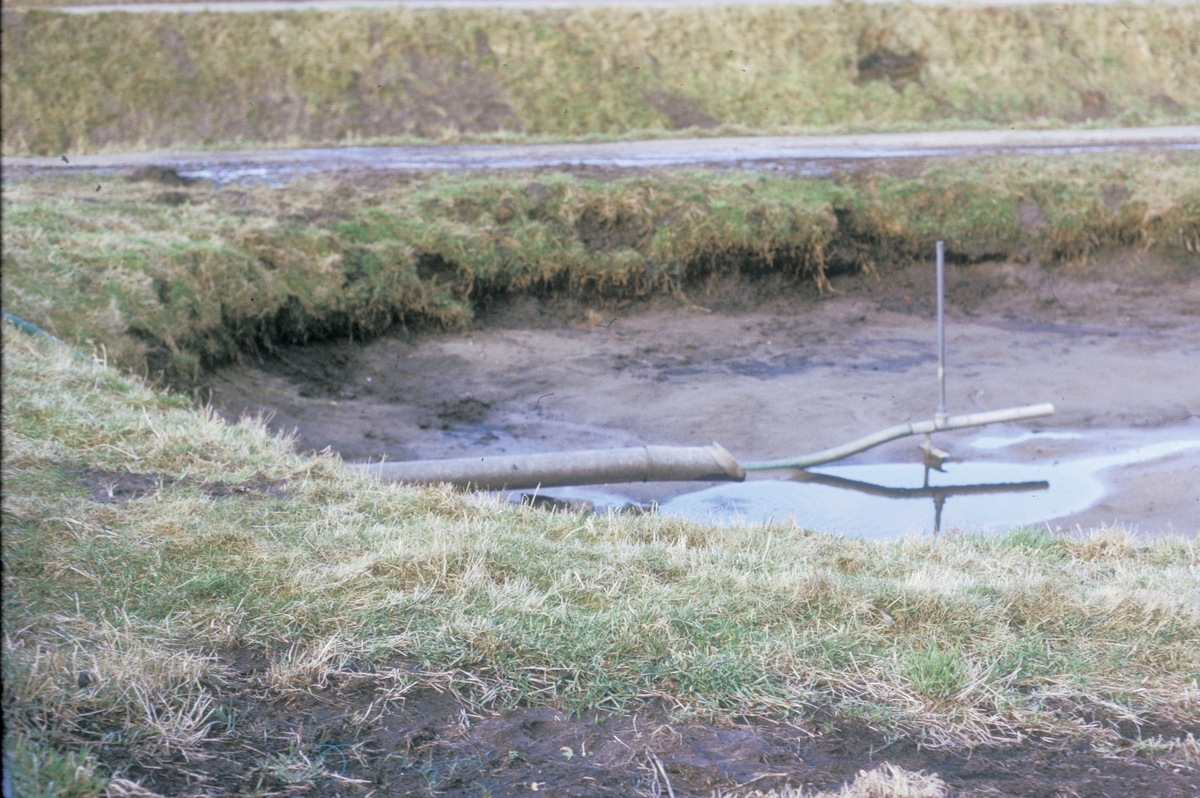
3,4,1197,155
729,763,948,798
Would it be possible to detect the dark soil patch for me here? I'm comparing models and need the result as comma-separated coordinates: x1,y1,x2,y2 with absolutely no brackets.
575,207,653,253
1079,89,1111,120
68,467,291,502
153,190,191,206
389,50,525,138
855,48,925,91
421,396,492,430
127,166,197,187
105,653,1199,797
1017,201,1047,236
644,90,719,130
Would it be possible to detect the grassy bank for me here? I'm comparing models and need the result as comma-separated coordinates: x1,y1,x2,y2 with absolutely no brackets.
4,152,1199,386
4,325,1199,793
3,3,1199,156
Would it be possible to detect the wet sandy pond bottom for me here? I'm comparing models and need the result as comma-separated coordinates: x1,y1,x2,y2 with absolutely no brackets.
207,251,1200,538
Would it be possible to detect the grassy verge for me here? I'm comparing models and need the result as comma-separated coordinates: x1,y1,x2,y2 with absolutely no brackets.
3,323,1199,794
4,151,1199,387
3,3,1199,156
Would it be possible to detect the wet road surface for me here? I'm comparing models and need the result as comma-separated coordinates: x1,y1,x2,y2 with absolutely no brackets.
6,126,1199,186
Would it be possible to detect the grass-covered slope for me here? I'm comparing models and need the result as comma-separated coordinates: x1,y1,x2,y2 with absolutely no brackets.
3,3,1198,156
4,152,1199,386
3,325,1200,793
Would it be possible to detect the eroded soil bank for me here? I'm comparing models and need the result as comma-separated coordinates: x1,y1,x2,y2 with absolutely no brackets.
207,247,1200,537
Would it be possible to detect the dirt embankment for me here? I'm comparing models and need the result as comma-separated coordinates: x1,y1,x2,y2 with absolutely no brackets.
208,247,1200,536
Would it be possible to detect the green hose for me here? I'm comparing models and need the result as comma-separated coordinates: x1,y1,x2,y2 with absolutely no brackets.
2,310,64,344
2,310,94,362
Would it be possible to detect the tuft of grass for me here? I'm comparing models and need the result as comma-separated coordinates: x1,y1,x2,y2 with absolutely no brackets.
901,642,966,701
2,736,107,798
255,745,332,791
3,4,1199,156
4,151,1198,387
739,763,948,798
4,324,1199,787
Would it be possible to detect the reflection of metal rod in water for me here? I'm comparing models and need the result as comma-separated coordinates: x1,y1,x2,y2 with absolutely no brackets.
792,469,1050,534
792,469,1050,500
742,403,1055,471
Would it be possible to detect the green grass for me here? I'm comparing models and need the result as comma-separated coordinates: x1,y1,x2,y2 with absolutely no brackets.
4,151,1199,386
3,3,1199,156
3,325,1199,792
2,736,107,798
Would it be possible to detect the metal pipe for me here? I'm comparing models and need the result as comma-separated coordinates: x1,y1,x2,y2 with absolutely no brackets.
936,240,947,421
742,403,1054,471
350,443,745,490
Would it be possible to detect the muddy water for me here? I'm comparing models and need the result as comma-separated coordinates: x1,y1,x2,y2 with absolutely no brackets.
206,251,1200,538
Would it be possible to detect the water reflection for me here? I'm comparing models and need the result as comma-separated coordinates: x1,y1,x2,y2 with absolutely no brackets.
791,468,1048,535
659,439,1200,538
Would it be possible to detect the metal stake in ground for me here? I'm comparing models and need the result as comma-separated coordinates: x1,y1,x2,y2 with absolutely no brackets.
936,240,947,423
924,240,951,468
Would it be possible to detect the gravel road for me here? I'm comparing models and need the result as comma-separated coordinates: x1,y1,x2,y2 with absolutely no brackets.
6,126,1198,185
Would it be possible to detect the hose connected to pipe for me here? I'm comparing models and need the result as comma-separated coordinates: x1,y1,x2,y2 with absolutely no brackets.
741,403,1055,471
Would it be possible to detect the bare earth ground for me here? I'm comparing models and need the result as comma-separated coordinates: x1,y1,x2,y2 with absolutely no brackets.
101,652,1200,797
207,247,1200,538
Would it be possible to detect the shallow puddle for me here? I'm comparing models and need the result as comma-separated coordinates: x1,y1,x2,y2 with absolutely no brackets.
662,439,1200,537
518,433,1200,538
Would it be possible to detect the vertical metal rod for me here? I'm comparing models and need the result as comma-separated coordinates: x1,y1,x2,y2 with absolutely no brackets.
936,240,947,422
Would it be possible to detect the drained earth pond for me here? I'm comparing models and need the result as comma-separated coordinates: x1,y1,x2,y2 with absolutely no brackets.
3,153,1200,796
205,249,1200,539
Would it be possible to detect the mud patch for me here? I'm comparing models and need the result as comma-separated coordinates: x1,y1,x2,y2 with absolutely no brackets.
68,467,291,502
1017,201,1047,236
127,165,196,187
104,656,1199,797
153,190,191,206
423,396,492,430
575,206,653,253
644,90,718,130
381,50,525,138
1102,183,1129,211
1078,89,1110,120
855,48,925,91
